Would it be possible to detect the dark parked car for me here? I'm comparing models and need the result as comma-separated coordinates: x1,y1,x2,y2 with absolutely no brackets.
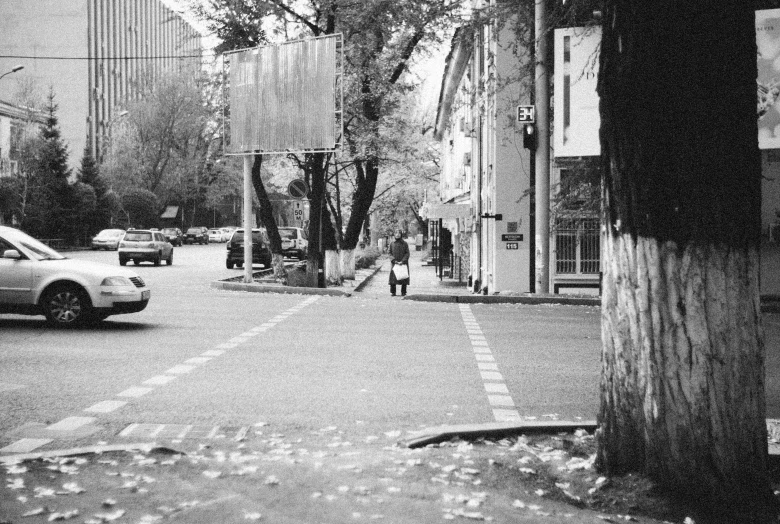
161,227,183,246
184,226,209,245
226,228,272,269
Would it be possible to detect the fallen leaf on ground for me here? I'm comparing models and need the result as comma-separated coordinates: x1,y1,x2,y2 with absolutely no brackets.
62,482,85,494
92,509,125,521
21,507,46,517
47,510,79,521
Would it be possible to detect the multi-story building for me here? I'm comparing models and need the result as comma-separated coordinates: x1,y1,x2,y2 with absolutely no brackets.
433,10,534,294
0,0,201,169
433,3,605,296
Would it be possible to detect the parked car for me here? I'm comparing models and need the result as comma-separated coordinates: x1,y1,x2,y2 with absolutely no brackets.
91,229,125,251
161,227,184,246
0,226,150,326
118,229,173,266
184,226,209,245
226,228,272,269
208,228,225,243
220,227,235,242
278,226,308,259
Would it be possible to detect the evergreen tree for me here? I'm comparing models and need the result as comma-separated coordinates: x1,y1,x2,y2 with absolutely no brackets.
78,146,112,235
26,89,74,240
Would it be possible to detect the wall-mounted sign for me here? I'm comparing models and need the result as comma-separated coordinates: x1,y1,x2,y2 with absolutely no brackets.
501,234,524,241
506,243,519,250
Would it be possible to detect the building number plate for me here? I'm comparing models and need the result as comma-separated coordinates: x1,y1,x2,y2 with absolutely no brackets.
505,243,519,250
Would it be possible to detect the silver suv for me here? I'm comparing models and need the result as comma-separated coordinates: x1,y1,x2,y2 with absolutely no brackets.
118,229,173,266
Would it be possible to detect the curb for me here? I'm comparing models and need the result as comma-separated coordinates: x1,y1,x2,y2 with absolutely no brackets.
400,420,598,448
211,263,384,297
404,294,600,306
212,280,352,297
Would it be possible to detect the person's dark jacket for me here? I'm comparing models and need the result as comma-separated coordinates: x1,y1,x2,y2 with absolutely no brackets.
388,238,410,285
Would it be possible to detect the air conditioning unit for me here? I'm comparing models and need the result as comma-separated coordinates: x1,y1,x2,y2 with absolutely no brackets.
463,152,471,166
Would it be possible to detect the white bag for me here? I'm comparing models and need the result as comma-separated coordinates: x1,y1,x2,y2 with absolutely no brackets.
392,263,409,280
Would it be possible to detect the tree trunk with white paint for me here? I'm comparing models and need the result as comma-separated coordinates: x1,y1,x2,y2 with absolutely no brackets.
341,248,356,280
597,2,773,520
325,249,341,286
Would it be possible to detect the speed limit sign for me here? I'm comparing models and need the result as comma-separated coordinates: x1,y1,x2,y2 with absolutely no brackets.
293,201,304,222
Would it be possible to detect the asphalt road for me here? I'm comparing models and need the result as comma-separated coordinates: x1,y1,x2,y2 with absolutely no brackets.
0,242,604,455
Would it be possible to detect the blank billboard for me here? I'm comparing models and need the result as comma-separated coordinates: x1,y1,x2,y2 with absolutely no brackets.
225,34,342,154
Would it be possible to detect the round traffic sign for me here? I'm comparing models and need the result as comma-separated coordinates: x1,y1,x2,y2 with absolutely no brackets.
288,179,309,199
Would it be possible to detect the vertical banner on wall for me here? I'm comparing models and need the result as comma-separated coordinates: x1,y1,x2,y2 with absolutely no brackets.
553,27,601,158
758,9,780,150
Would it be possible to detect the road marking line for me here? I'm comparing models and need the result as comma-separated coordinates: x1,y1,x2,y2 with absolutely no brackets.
185,357,212,365
144,375,176,385
117,387,153,398
165,364,195,374
85,400,127,413
46,417,96,431
487,395,516,407
0,438,53,453
484,383,510,394
13,297,323,453
460,305,521,422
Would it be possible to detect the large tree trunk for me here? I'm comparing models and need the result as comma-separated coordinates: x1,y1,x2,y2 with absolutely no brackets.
251,155,285,280
597,2,773,520
305,153,339,287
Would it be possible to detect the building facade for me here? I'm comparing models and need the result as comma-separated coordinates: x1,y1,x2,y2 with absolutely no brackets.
0,0,201,169
433,11,534,294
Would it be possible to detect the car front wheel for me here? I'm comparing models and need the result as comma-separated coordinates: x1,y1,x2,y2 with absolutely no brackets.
41,285,92,326
166,251,173,265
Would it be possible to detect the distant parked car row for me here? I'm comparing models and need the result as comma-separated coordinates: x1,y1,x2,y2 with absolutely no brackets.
92,226,240,250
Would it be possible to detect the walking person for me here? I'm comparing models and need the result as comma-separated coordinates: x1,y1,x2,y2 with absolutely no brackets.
388,229,410,296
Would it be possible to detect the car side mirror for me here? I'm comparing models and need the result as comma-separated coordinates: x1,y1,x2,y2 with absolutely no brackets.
3,249,22,260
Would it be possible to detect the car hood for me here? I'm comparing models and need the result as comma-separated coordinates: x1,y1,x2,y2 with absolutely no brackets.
41,258,142,280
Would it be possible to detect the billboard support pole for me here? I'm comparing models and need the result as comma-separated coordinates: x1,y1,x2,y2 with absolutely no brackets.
243,155,253,283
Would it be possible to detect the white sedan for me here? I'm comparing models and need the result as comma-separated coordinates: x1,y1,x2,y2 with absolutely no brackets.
0,226,151,326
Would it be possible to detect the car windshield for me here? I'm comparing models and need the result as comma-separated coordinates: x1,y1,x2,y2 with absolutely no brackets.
186,228,200,234
97,230,124,238
1,228,65,261
232,230,265,243
279,229,297,239
162,229,177,234
124,232,152,241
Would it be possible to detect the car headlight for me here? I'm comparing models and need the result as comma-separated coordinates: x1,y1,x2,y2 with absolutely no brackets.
101,276,133,287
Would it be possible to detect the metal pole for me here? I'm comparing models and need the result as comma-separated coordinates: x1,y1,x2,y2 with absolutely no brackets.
534,0,550,294
243,155,253,284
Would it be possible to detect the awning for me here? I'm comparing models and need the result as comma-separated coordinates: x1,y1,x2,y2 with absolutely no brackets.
423,203,471,220
160,206,179,219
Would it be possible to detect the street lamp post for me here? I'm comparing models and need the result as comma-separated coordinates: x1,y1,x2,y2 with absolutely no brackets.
0,65,24,82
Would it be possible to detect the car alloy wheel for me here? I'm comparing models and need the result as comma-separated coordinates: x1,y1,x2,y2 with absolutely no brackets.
42,285,91,326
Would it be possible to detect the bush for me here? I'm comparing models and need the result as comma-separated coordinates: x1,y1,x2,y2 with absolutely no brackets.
355,246,381,269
